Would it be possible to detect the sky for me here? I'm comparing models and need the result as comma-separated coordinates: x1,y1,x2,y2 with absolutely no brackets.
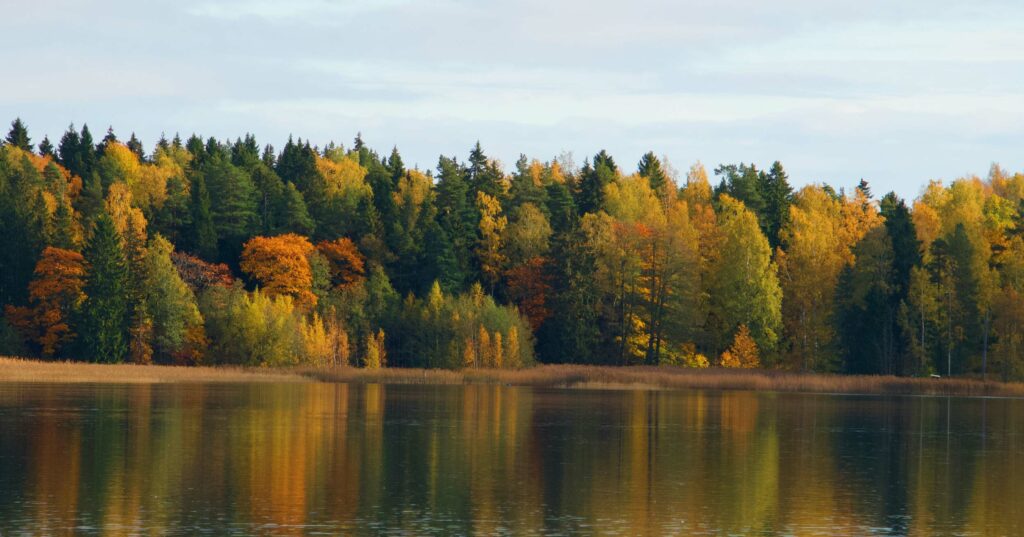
3,0,1024,199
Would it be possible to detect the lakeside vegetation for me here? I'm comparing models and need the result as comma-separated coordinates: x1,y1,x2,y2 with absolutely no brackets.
3,357,1024,397
2,118,1024,380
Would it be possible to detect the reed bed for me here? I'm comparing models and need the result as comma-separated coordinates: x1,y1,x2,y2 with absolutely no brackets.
4,356,1024,396
303,364,1024,397
0,356,308,384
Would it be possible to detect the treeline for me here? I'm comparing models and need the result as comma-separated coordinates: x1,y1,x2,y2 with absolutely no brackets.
1,118,1022,379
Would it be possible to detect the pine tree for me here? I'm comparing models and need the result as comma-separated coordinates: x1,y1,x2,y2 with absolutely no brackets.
76,213,131,363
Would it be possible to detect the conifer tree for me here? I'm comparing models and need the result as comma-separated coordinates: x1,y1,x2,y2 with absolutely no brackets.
37,136,55,158
76,213,131,363
637,151,668,196
5,118,31,151
187,169,218,260
577,151,617,215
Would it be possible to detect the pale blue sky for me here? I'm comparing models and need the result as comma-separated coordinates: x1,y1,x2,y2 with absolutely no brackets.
3,0,1024,199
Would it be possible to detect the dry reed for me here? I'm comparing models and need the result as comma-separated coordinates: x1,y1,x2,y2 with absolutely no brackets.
0,356,308,384
302,364,1024,397
4,356,1024,397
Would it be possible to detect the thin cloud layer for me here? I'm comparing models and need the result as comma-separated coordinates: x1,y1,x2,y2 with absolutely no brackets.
2,0,1023,197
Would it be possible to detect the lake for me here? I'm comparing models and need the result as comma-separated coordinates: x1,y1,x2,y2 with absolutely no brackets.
0,382,1020,535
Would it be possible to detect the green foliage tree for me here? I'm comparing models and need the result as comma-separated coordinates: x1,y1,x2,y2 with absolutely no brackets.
75,213,131,363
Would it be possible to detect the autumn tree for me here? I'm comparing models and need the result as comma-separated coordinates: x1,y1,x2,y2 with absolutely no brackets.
317,237,366,291
4,247,86,357
720,324,760,368
240,234,317,308
142,235,204,363
476,191,507,293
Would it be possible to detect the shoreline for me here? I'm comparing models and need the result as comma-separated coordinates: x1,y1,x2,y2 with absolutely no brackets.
3,357,1024,397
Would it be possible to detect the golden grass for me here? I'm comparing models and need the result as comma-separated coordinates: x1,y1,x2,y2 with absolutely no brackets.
303,364,1024,397
4,356,1024,396
0,356,308,384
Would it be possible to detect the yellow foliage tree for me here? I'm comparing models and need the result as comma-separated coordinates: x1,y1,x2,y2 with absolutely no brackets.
476,191,507,292
364,329,386,369
721,325,760,368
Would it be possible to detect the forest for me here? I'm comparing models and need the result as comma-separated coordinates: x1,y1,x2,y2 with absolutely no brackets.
1,118,1022,380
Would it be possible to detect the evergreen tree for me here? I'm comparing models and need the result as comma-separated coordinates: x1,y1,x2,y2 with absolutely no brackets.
467,142,504,199
279,183,315,235
76,213,131,363
99,126,118,154
275,136,319,191
51,198,78,250
57,124,81,175
714,162,763,210
77,124,98,179
187,169,218,260
538,226,600,363
37,136,55,158
759,161,794,250
577,151,617,215
5,118,31,151
835,227,898,374
126,133,145,161
75,172,105,223
0,154,47,306
637,151,668,195
509,155,549,211
202,149,257,259
435,155,475,288
545,180,577,234
421,220,462,293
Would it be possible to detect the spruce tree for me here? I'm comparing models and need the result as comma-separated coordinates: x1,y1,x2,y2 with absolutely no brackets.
637,151,668,195
435,155,476,288
77,124,98,179
5,118,32,151
126,133,145,161
279,183,315,235
759,161,794,250
57,124,81,175
76,213,131,363
577,150,617,215
37,136,55,158
187,170,218,260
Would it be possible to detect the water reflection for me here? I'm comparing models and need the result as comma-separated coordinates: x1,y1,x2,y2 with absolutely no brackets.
0,383,1021,535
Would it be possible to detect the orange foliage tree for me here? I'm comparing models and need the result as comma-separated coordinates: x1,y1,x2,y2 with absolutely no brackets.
504,256,553,331
3,247,87,357
316,237,366,290
240,234,317,308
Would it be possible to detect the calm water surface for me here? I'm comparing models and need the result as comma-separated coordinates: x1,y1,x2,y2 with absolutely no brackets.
0,382,1021,536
